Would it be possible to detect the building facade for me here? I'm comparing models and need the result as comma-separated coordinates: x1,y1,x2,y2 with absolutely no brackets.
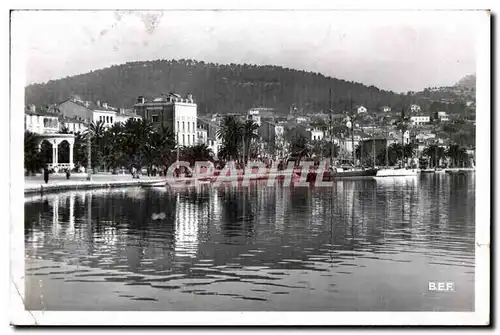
410,115,430,126
134,93,197,147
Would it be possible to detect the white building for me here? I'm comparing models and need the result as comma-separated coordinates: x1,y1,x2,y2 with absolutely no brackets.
25,109,59,135
410,104,422,113
410,115,430,126
311,128,324,141
296,116,308,124
114,109,142,124
56,98,141,128
196,127,208,145
134,93,197,147
247,108,262,127
357,106,368,114
437,111,450,122
60,117,87,133
25,105,76,171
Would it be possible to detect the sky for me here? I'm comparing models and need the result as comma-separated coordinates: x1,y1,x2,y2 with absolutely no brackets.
16,10,484,93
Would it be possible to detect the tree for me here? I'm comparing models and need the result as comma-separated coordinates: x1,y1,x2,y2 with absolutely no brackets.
422,144,445,168
24,131,43,174
85,120,107,170
393,108,411,162
120,119,154,170
446,144,468,168
241,119,260,163
181,143,214,166
217,116,242,162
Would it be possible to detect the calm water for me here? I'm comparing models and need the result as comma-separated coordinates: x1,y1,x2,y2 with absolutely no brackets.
24,174,475,311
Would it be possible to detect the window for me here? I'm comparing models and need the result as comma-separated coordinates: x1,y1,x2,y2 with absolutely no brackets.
177,121,179,131
187,135,190,145
106,116,109,123
187,122,190,132
182,122,185,131
192,134,195,144
152,115,159,122
110,117,113,123
182,134,185,145
192,122,195,132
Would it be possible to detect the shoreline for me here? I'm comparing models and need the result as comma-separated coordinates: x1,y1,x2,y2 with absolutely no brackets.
24,177,166,195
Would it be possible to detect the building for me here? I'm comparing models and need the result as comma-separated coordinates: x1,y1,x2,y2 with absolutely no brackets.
25,105,75,171
196,127,208,146
381,106,392,113
56,97,140,127
134,93,197,147
296,116,308,124
25,105,60,134
311,128,324,141
410,115,430,126
115,109,142,124
60,117,87,134
410,104,422,113
197,118,221,158
437,111,450,122
357,106,368,114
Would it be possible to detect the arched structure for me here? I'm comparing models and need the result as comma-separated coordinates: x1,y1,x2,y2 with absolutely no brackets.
35,133,75,171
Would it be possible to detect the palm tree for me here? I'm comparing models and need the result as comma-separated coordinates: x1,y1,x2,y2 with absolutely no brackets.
217,116,242,162
84,121,107,171
241,119,260,163
146,124,176,172
446,144,468,168
59,124,71,134
121,119,154,171
181,143,214,166
393,108,412,162
24,131,42,174
422,144,445,168
72,131,87,169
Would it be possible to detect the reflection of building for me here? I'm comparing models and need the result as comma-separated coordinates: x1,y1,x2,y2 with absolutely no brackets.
174,194,199,258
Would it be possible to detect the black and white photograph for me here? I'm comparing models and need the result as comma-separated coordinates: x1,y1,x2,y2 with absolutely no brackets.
9,6,490,326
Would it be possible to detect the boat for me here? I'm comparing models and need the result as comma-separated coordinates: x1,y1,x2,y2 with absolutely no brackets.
421,168,435,173
329,167,378,179
374,168,419,178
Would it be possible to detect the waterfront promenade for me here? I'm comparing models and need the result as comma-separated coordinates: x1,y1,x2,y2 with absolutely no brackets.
24,173,166,194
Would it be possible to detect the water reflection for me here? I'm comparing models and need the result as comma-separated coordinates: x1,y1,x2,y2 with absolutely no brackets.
25,174,475,311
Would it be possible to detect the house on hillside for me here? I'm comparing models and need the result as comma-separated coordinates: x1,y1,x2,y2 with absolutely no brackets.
410,104,421,113
357,106,368,114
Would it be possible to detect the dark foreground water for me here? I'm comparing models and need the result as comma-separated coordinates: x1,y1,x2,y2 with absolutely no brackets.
24,174,475,311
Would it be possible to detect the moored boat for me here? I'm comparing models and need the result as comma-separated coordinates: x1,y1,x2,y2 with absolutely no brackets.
374,168,419,178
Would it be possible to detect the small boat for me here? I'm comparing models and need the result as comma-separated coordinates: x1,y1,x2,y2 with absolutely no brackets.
325,167,378,180
445,169,468,175
421,168,435,174
374,168,419,178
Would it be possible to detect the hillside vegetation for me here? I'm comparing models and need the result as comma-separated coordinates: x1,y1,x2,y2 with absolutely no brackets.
25,59,473,116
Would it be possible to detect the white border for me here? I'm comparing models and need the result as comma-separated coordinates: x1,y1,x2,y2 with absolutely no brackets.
7,2,491,327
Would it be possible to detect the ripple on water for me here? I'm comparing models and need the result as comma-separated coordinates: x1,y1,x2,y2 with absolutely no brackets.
24,178,476,311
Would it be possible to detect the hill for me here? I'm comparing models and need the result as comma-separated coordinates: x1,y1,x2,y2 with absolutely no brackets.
24,59,471,116
455,74,476,90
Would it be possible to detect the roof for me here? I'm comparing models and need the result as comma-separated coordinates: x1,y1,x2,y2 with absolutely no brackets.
60,116,86,124
25,109,59,117
60,98,118,112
